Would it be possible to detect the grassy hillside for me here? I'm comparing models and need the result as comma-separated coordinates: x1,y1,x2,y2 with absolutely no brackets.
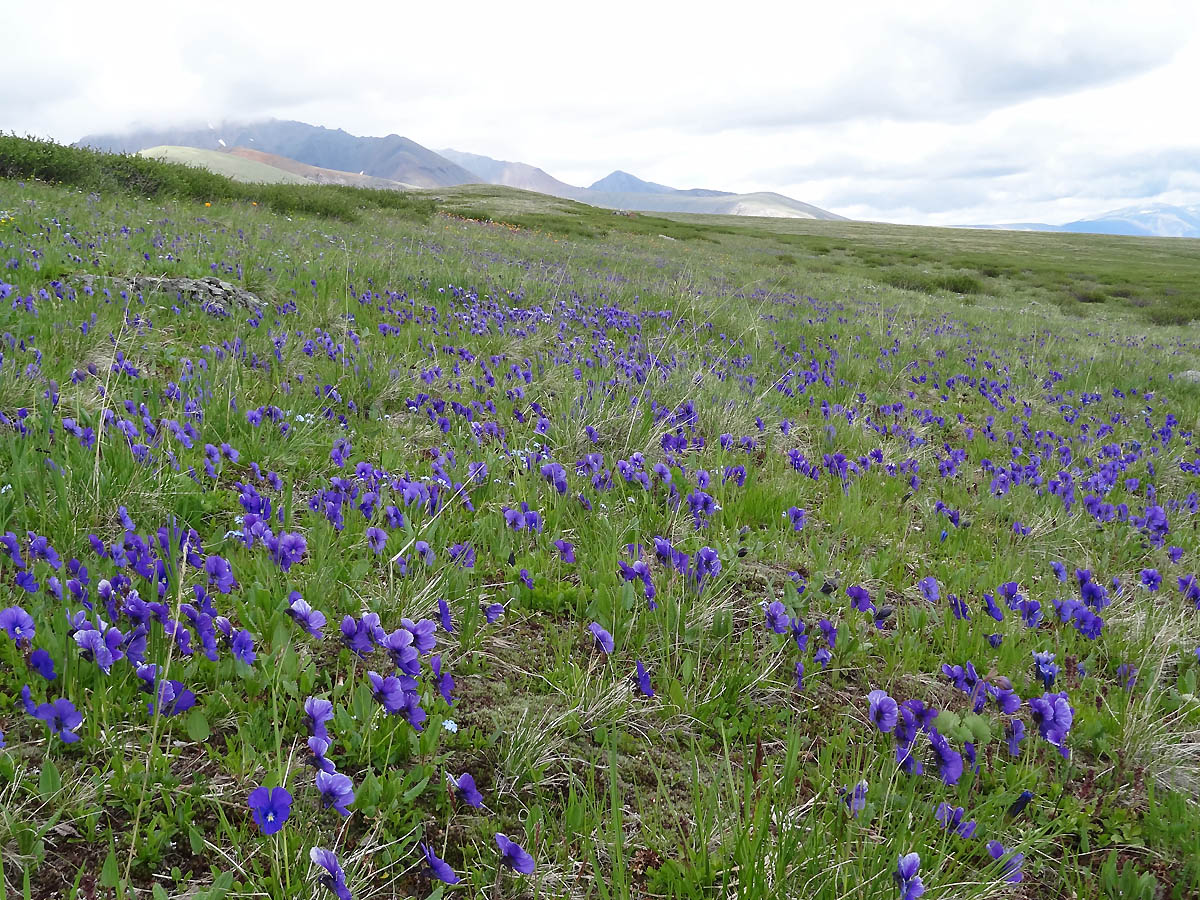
139,145,310,184
433,184,1200,326
1,148,1199,900
0,135,436,222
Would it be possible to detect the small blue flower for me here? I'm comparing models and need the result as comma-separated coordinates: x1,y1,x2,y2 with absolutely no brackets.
867,690,899,733
764,601,789,634
30,648,57,680
839,780,867,818
247,786,291,835
496,833,535,874
986,840,1025,882
310,847,352,900
635,660,654,697
315,771,355,816
935,802,976,838
0,606,35,647
589,622,614,654
421,842,460,884
33,697,83,743
452,771,483,808
894,852,924,900
231,629,256,665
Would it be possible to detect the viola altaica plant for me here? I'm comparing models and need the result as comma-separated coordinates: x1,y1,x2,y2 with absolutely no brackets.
0,143,1199,898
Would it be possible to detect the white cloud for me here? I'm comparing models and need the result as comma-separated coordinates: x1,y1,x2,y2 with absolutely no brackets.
2,0,1198,224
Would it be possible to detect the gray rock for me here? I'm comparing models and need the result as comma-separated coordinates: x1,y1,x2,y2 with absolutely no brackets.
76,273,266,318
1179,370,1200,383
131,275,266,318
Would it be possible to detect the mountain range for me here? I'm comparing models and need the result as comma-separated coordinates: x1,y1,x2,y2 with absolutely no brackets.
77,119,846,220
969,204,1200,239
80,120,476,189
74,121,1200,236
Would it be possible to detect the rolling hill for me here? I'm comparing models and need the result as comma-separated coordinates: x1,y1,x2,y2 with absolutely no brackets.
582,188,843,219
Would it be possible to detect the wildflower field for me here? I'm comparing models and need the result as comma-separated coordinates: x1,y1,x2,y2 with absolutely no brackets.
1,145,1200,899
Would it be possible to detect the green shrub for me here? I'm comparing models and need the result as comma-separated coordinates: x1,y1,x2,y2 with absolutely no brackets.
1072,287,1109,303
1145,304,1198,326
934,272,984,294
880,270,938,293
880,269,983,295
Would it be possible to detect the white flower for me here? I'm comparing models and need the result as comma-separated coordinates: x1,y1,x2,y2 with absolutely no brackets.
442,719,459,733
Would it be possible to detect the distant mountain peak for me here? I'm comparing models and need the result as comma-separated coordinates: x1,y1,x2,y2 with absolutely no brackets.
973,202,1200,238
588,170,676,194
438,149,582,198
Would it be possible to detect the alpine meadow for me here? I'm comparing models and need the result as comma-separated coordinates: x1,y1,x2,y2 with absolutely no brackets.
3,137,1200,900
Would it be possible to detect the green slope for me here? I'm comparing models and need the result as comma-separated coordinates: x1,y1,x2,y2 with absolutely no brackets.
138,145,308,184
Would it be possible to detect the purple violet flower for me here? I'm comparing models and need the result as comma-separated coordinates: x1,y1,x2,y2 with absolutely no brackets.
421,843,460,884
452,771,484,808
867,690,899,733
589,622,614,654
315,771,355,816
247,786,292,835
0,606,35,648
33,697,83,743
310,847,352,900
495,833,535,874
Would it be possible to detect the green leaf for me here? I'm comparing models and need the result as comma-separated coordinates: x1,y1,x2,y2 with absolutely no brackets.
962,713,992,745
279,646,300,680
934,709,960,734
100,848,120,888
186,710,211,743
681,654,695,686
153,884,169,900
402,775,430,803
358,772,382,811
207,871,234,900
619,580,635,612
38,760,61,799
271,621,291,649
189,826,205,856
669,679,686,709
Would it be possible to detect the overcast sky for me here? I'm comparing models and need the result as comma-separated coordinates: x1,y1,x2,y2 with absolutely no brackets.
5,0,1199,226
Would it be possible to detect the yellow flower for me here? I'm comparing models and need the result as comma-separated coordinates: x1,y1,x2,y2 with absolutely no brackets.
205,202,211,207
